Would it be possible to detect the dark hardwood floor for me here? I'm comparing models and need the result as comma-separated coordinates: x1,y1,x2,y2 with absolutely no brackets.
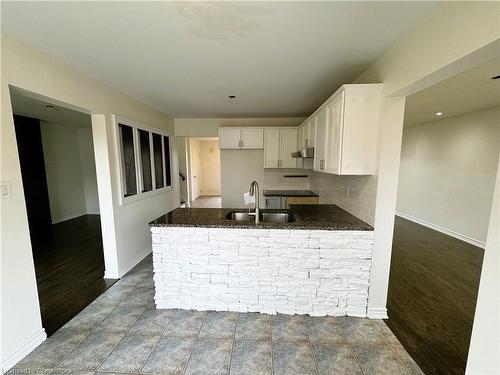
386,216,484,375
30,214,116,336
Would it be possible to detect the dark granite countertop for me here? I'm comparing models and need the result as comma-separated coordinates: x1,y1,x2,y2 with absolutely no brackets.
149,204,372,231
263,190,319,197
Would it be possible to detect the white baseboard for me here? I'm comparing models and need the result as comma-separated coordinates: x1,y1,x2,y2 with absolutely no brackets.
118,247,152,278
2,329,46,373
396,211,485,249
367,307,388,319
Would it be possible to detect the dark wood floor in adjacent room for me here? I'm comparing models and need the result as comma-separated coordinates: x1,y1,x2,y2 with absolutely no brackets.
31,214,116,336
386,216,484,375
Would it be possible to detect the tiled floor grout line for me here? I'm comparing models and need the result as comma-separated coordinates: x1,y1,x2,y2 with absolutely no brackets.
269,315,275,375
181,311,207,375
337,317,367,375
136,308,175,375
226,313,240,375
304,319,320,375
55,277,147,373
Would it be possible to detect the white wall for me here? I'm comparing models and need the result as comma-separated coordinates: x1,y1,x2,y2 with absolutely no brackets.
77,127,99,214
40,122,87,223
397,107,500,246
40,122,99,223
199,140,221,196
1,35,178,372
220,150,264,208
466,152,500,375
175,136,189,203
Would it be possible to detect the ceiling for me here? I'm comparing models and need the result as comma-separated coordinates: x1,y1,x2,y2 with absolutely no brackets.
404,57,500,127
2,1,438,118
10,89,92,128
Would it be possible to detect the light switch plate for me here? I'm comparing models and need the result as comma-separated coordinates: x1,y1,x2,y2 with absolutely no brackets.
0,181,12,199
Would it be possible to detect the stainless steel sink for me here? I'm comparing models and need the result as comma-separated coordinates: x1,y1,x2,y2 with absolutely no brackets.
225,211,295,223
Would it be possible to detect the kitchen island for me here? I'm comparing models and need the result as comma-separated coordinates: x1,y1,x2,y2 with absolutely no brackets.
150,205,374,317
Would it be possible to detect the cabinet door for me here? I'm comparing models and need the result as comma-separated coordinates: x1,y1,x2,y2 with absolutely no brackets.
264,128,280,168
325,91,345,174
279,128,298,169
313,110,327,171
218,128,240,149
308,119,316,148
299,124,307,148
241,128,264,149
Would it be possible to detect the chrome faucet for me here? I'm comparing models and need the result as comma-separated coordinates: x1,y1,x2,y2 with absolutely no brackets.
248,180,260,224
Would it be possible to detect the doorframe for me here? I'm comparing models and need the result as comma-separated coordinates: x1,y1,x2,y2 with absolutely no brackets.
8,86,119,279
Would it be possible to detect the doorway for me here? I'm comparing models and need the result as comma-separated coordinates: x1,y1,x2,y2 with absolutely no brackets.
10,89,116,336
388,57,500,374
188,137,222,208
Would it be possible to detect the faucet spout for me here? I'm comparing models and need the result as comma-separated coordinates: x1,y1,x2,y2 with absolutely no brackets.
249,180,260,224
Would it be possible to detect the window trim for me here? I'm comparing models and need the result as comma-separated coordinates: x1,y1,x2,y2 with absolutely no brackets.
115,116,173,206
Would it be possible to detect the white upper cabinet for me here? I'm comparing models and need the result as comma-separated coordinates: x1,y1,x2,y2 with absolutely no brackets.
240,128,264,149
279,128,298,168
313,110,327,171
298,118,316,149
218,128,241,149
218,127,264,149
324,91,344,174
311,84,382,175
264,128,280,168
264,127,298,169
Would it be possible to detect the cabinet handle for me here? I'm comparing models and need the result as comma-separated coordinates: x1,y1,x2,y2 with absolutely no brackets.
305,139,309,147
239,139,244,148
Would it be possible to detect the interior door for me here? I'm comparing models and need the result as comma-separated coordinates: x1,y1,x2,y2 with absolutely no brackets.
279,128,298,169
313,110,327,171
325,91,345,174
264,128,280,168
190,140,202,199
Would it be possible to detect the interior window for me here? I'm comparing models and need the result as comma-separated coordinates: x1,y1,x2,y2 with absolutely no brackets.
118,123,137,197
153,133,164,189
139,129,152,192
163,135,171,186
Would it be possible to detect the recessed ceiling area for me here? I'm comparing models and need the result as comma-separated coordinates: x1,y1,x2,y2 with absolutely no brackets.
10,89,91,128
1,1,438,118
404,56,500,127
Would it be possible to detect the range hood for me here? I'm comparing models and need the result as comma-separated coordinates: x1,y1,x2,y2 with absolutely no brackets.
291,147,314,158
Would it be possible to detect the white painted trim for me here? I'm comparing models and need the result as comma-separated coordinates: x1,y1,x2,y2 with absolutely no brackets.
396,211,486,249
1,329,46,373
118,247,151,278
367,307,388,319
51,212,86,224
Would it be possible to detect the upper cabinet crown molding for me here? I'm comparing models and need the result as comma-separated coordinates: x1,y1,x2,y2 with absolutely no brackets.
218,127,264,149
304,84,383,175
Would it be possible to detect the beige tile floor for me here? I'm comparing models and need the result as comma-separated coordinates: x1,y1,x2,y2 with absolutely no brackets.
191,196,222,208
9,256,424,375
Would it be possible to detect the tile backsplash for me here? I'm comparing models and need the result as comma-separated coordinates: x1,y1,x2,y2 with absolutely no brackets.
263,169,311,190
309,172,377,226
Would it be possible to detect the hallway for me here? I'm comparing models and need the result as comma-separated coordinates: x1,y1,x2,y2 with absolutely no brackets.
387,216,484,375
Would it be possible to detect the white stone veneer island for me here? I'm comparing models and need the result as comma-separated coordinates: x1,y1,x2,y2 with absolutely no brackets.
151,225,374,317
